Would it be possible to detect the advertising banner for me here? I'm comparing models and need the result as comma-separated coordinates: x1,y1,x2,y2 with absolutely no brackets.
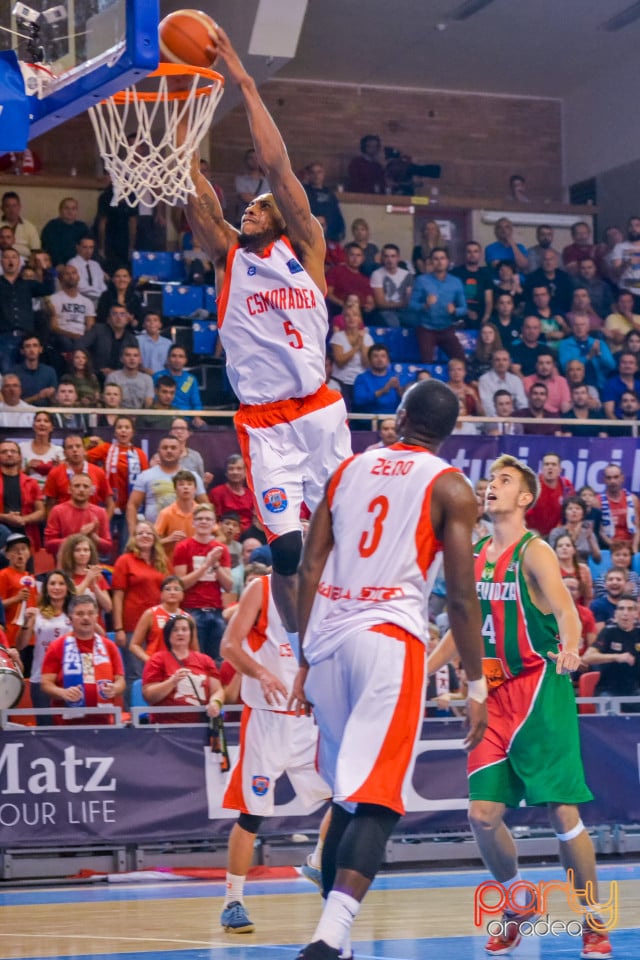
1,717,638,848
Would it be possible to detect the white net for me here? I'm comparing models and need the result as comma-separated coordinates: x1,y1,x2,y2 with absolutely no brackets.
88,69,224,208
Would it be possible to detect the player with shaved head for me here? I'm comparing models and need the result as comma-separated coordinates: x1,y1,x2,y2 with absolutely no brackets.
180,26,351,645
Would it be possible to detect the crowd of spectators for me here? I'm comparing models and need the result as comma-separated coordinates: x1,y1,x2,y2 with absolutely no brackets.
1,164,640,720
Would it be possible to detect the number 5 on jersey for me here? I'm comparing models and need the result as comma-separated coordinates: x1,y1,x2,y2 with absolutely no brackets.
283,320,303,349
358,495,389,558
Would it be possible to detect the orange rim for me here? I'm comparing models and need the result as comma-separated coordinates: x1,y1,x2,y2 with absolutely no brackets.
111,62,224,103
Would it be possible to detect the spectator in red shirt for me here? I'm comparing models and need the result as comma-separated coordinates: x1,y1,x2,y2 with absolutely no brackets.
208,454,254,532
44,434,115,517
346,135,386,195
44,473,112,559
562,221,596,276
129,575,192,664
0,532,39,657
142,613,224,724
86,415,148,551
326,243,375,319
525,452,575,538
40,594,124,725
173,503,233,664
0,439,45,550
112,519,170,702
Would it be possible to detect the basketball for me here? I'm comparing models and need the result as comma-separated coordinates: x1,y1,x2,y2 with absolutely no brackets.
158,9,219,69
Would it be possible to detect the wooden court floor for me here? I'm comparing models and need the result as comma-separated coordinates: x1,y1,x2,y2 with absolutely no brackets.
3,863,639,959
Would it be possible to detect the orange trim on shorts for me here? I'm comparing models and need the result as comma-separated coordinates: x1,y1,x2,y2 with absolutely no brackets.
235,420,278,542
347,624,425,816
222,705,252,814
216,244,240,329
234,382,343,430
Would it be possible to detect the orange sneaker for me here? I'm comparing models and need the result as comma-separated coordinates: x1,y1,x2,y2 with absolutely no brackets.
581,927,613,958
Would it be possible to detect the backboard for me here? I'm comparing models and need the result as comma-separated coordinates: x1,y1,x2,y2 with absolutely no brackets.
0,0,158,143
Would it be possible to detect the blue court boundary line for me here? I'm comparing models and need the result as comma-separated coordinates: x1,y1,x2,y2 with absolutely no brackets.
15,928,640,960
1,861,636,906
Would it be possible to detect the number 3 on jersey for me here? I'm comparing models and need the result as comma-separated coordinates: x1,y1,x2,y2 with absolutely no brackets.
358,495,389,557
283,320,303,349
482,612,496,644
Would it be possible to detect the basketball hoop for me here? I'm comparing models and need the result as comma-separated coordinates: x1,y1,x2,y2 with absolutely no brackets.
88,62,225,208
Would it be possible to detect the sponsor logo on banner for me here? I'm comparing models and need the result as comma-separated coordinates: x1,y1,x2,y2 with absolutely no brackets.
262,487,288,513
251,775,270,796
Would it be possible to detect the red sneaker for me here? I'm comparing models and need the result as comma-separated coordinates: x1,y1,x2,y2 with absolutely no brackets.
581,928,613,958
485,910,538,955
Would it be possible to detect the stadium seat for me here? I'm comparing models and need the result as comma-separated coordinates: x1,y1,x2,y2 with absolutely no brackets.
130,678,149,723
632,553,640,576
390,362,448,386
578,671,601,715
588,550,611,581
204,285,217,315
132,251,185,282
162,284,204,317
192,321,218,356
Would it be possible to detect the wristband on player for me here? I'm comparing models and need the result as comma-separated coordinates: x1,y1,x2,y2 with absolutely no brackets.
467,676,488,704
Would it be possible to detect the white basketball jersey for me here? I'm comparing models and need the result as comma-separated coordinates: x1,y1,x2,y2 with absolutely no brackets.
30,610,72,683
217,238,328,404
240,575,298,709
305,444,457,664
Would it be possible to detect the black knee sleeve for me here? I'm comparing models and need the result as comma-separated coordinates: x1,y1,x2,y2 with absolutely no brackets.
336,803,400,881
270,530,302,577
321,802,353,898
237,812,263,835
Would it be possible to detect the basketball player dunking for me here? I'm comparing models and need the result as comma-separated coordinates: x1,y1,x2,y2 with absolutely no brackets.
180,28,352,644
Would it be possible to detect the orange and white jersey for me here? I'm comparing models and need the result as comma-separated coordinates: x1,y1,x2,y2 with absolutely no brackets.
217,237,328,404
305,443,458,663
240,575,298,709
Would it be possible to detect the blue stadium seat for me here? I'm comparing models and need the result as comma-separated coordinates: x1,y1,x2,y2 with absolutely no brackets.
204,285,217,315
588,550,611,582
192,321,218,356
365,327,421,363
162,284,204,317
632,553,640,576
130,678,149,723
391,363,449,386
132,251,185,282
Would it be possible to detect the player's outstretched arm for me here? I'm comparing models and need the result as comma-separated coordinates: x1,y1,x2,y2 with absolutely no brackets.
219,577,288,705
214,27,324,279
176,119,238,266
522,537,582,675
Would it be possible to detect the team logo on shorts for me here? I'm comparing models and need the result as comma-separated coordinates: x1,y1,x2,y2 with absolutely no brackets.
286,258,303,274
251,775,270,796
247,265,257,276
262,487,288,513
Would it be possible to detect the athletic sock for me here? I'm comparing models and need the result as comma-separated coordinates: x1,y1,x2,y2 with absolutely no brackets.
310,834,325,869
339,933,353,959
224,872,245,906
312,890,360,951
502,872,531,909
